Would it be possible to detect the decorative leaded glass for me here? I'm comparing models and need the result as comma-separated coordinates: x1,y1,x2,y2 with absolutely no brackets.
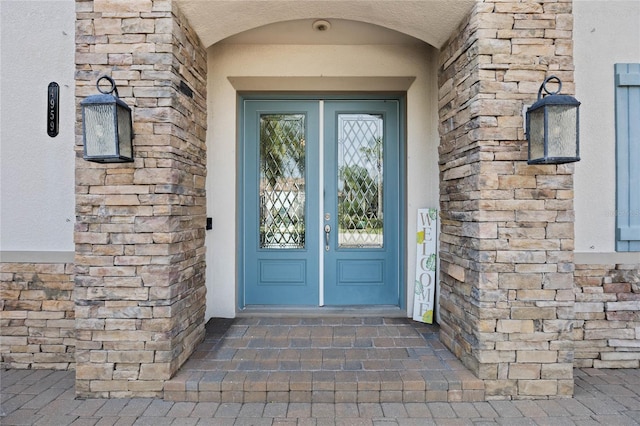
259,114,306,249
337,113,384,248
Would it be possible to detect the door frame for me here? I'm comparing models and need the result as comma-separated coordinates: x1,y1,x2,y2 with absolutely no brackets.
237,93,407,311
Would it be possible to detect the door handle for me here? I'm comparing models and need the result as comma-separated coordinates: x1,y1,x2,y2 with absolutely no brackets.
324,224,331,251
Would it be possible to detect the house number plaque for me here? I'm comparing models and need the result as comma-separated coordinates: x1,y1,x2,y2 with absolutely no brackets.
47,82,59,137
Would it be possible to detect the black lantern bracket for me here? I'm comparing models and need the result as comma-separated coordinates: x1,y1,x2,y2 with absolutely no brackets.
81,75,134,163
526,75,581,165
537,75,563,99
97,75,119,97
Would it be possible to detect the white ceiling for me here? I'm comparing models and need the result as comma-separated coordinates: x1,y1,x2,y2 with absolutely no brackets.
174,0,476,48
220,18,423,45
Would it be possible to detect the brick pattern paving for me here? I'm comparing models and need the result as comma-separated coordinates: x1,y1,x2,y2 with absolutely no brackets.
163,317,485,403
1,368,639,425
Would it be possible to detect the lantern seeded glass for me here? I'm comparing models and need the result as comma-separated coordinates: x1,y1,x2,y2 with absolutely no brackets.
526,75,580,164
84,104,117,157
547,104,577,158
81,75,134,163
528,107,545,160
117,103,133,158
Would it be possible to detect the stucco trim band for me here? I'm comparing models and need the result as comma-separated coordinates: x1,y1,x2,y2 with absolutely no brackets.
0,251,75,263
575,252,640,265
228,76,416,92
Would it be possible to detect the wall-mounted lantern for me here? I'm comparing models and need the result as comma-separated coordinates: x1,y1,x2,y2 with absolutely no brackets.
81,75,133,163
526,75,580,165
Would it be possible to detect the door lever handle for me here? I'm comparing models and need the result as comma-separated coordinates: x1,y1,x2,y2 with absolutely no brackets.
324,224,331,251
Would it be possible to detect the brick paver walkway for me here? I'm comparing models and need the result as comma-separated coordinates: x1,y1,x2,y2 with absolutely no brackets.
2,317,639,424
1,368,639,425
164,317,483,403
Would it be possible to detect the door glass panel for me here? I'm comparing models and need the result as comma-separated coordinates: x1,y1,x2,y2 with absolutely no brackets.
259,114,306,249
337,113,384,248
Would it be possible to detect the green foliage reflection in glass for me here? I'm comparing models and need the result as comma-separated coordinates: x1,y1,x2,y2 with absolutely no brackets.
259,114,306,249
338,114,384,248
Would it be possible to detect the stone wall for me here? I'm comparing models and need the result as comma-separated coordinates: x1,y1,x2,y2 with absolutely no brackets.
437,0,576,399
74,0,207,398
574,263,640,368
0,262,75,369
3,0,636,403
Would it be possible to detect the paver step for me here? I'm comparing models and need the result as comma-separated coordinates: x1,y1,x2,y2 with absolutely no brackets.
163,317,485,403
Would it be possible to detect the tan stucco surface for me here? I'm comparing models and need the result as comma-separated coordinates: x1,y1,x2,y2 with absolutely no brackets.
573,0,640,256
0,0,76,253
205,41,440,318
175,0,475,49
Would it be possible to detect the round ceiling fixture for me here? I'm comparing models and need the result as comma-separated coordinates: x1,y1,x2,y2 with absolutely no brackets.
312,19,331,32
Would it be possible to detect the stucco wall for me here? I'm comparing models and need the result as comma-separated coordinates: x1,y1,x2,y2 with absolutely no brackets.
0,0,76,372
571,0,640,369
0,0,75,255
205,42,441,318
573,0,640,256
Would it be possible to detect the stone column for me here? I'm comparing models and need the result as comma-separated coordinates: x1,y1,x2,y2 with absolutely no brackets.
437,0,575,399
75,0,207,397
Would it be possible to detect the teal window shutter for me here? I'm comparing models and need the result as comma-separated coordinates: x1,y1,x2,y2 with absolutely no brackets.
615,63,640,251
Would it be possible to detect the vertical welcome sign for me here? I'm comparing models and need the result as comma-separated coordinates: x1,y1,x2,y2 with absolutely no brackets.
413,208,437,324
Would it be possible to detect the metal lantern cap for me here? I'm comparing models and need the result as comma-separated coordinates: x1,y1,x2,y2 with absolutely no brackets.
526,75,581,165
81,75,134,163
529,84,580,111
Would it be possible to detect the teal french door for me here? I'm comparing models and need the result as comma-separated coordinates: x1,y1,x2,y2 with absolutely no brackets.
241,98,402,307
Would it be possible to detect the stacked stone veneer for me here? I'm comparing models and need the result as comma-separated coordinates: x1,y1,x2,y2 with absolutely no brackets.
574,263,640,368
0,262,75,369
437,1,576,399
74,0,207,397
2,0,635,402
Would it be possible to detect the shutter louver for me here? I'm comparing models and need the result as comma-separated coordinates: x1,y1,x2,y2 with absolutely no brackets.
615,63,640,251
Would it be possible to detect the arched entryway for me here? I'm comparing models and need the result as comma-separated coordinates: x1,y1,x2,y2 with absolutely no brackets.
202,19,444,318
74,0,577,400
